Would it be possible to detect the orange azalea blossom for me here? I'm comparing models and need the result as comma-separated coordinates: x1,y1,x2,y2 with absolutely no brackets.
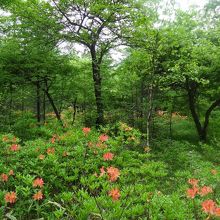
87,142,93,148
50,134,60,144
10,144,19,151
33,191,43,201
12,137,17,143
109,188,120,201
2,136,8,142
99,134,109,142
107,166,120,182
96,142,107,149
8,170,14,176
127,136,136,141
211,169,218,175
144,146,151,153
100,166,106,177
38,154,45,160
186,187,198,199
125,126,132,131
47,147,55,155
199,186,213,196
82,127,91,135
215,207,220,216
202,200,216,215
1,173,8,182
103,152,114,161
188,178,199,187
5,192,17,204
51,136,56,144
63,151,68,157
33,178,44,188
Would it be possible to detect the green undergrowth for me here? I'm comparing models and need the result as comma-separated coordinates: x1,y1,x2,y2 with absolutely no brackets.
0,121,220,219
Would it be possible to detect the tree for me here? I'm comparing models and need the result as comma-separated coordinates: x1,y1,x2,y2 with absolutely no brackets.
47,0,140,126
0,36,72,125
160,11,220,142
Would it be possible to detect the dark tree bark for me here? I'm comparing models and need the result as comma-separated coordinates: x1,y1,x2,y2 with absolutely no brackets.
186,78,220,142
72,97,77,125
146,84,153,147
36,80,41,123
202,98,220,140
44,89,62,125
90,46,104,127
43,90,46,123
40,78,63,126
9,83,13,128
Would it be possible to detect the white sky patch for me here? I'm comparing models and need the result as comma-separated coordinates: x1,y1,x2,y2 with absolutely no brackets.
176,0,208,10
0,9,10,16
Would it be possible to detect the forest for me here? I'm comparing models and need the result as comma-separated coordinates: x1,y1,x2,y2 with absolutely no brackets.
0,0,220,219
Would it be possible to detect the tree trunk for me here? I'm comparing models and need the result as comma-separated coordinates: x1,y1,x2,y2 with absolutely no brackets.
202,98,220,141
146,84,153,147
44,89,63,125
186,80,204,140
9,83,13,129
186,79,220,142
36,80,41,124
43,90,46,123
72,97,77,125
90,47,104,127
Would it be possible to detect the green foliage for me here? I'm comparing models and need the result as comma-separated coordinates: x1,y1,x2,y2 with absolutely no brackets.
0,0,220,219
0,123,220,219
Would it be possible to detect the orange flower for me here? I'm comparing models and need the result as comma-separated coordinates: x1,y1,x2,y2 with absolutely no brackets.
87,142,93,148
201,200,216,215
5,192,17,204
109,188,120,201
144,146,151,153
99,134,109,142
51,136,56,144
1,173,8,182
33,178,44,188
82,127,91,135
50,135,60,143
107,166,120,182
100,166,106,177
125,126,132,131
63,151,68,157
186,187,198,199
199,186,213,197
12,137,17,143
8,170,14,176
10,144,19,151
96,142,107,149
188,178,199,187
2,136,8,142
103,152,114,161
47,147,55,155
38,154,45,160
215,207,220,216
33,190,43,201
211,169,218,175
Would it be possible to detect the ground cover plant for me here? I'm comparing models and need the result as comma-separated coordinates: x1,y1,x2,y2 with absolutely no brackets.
0,120,220,219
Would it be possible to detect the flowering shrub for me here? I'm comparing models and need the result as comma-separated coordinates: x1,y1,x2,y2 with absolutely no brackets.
0,125,219,219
